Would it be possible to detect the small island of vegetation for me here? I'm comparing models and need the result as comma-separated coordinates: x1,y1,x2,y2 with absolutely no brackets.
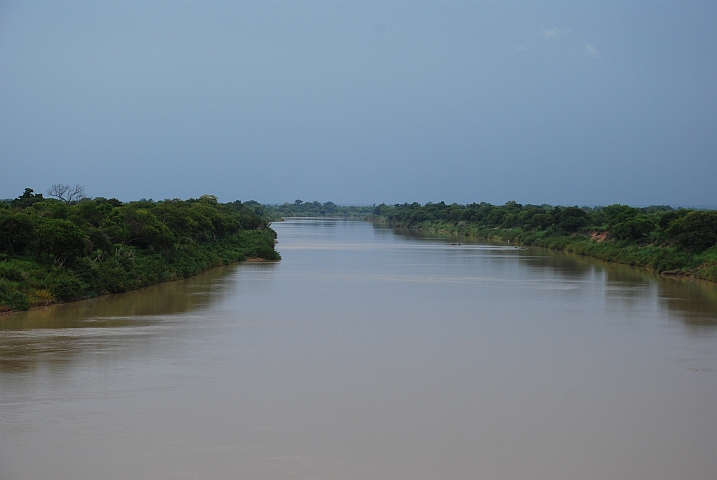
368,201,717,283
1,187,279,312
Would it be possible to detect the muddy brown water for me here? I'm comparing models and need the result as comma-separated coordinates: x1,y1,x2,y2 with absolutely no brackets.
1,218,716,479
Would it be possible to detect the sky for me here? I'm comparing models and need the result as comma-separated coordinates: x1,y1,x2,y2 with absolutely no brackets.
1,1,716,207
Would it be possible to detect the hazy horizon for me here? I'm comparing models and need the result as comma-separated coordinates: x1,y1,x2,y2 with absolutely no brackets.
2,1,715,207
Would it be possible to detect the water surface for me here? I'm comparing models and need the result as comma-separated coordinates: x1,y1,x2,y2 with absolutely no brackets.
1,218,716,479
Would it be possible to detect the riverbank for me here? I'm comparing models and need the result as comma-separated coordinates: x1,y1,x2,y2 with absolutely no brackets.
0,240,279,314
1,193,280,312
367,203,717,284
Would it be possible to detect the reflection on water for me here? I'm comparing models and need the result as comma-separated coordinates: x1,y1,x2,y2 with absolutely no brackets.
1,264,242,330
531,250,717,327
1,219,716,480
658,277,717,327
384,224,717,327
0,264,246,373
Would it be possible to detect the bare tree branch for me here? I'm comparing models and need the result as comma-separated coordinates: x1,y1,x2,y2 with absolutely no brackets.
66,184,86,203
47,184,68,201
47,184,86,204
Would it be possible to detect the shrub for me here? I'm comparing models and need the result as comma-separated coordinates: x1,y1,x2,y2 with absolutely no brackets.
667,211,717,252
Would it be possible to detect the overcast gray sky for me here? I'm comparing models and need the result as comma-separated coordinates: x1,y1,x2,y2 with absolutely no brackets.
1,1,715,206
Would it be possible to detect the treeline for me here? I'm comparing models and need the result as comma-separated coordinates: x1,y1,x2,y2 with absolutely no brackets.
369,201,717,282
259,200,374,220
0,189,279,312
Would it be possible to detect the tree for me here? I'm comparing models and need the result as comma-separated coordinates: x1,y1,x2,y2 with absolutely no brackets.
35,219,88,266
47,184,87,204
666,211,717,252
11,188,44,208
658,210,683,231
530,213,554,230
604,204,638,228
199,194,218,205
611,215,656,242
0,212,36,255
557,206,588,233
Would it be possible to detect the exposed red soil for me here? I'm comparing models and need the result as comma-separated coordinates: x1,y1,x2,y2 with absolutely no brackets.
590,231,609,242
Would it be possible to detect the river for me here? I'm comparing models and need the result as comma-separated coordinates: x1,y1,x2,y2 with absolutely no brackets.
1,218,716,479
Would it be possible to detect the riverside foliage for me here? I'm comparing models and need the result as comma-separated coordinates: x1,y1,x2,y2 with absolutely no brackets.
0,189,280,312
368,201,717,283
259,200,374,220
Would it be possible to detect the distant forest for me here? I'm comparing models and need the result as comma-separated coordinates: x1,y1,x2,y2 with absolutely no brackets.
254,200,374,220
0,188,279,312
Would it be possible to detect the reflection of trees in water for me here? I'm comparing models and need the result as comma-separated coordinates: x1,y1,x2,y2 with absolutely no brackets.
552,253,717,327
602,264,655,311
0,327,158,374
0,264,243,373
374,224,410,239
520,248,595,281
280,218,344,230
515,246,717,328
384,226,478,243
522,247,717,328
386,225,717,328
657,277,717,327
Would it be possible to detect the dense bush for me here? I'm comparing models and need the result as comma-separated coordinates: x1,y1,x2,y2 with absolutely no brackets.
667,211,717,252
0,190,280,311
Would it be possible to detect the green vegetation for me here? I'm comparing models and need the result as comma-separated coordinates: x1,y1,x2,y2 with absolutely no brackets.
0,189,279,312
368,201,717,283
259,200,374,220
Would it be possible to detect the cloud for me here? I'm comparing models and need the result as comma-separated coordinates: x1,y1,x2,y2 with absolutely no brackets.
521,27,602,61
544,27,570,38
586,44,601,58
